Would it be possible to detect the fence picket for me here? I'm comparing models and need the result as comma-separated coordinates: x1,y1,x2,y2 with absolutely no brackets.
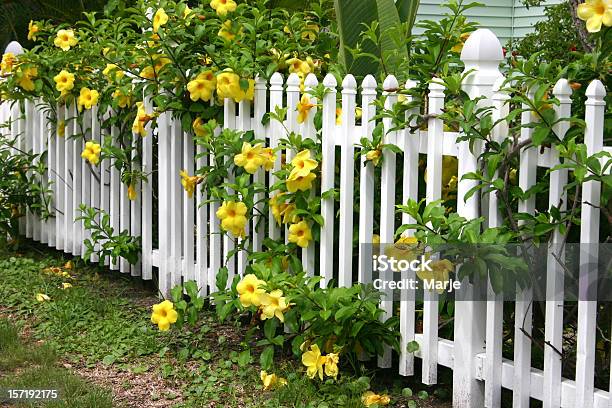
399,79,419,377
109,118,121,271
302,74,319,277
575,80,605,408
141,97,153,278
378,74,399,369
268,73,284,242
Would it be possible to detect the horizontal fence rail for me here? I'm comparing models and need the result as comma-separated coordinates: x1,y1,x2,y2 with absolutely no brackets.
4,29,611,408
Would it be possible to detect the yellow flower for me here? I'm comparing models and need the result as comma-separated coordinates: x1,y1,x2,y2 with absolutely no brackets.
335,108,342,125
216,200,248,238
451,32,471,53
287,58,311,75
288,221,312,248
17,66,38,91
187,71,216,102
286,173,316,193
260,289,289,322
384,237,419,271
289,149,318,179
372,234,381,244
261,147,276,171
234,78,255,102
180,170,203,198
36,293,51,302
54,70,75,95
236,274,266,307
362,391,390,407
302,344,326,380
81,141,101,165
140,66,155,79
113,89,131,108
54,29,78,51
324,353,339,379
57,120,66,137
132,102,153,136
64,261,73,270
216,71,241,100
193,117,207,137
61,282,72,289
127,184,137,201
183,5,193,19
577,0,612,32
103,64,124,82
234,142,264,174
301,24,319,42
150,300,178,331
417,259,454,294
365,149,382,166
218,20,239,41
1,53,15,74
355,107,363,120
297,95,315,124
77,87,99,111
424,156,457,192
210,0,237,16
270,194,296,225
153,8,169,33
28,21,39,41
260,370,287,391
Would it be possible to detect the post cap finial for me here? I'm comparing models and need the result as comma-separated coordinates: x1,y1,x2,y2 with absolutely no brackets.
4,41,23,56
460,29,503,64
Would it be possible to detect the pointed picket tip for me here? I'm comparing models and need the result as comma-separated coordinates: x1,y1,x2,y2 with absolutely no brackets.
305,73,318,88
552,78,572,97
362,74,377,90
382,75,399,92
323,73,337,88
405,79,418,90
585,79,606,100
4,41,23,56
342,74,357,90
270,72,284,86
460,28,503,64
287,73,301,87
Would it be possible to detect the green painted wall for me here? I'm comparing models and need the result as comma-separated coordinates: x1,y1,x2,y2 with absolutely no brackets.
413,0,564,43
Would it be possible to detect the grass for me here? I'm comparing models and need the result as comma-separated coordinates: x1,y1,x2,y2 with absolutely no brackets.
0,318,114,408
0,242,451,407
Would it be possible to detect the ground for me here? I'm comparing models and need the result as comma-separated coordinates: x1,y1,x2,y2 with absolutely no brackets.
0,241,452,408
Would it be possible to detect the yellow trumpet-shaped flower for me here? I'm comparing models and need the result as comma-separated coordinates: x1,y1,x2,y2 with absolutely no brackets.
286,173,316,193
153,8,168,33
113,89,131,108
362,392,391,407
365,149,382,166
324,352,339,379
179,170,203,198
302,344,326,380
577,0,612,32
287,58,311,75
218,20,240,41
36,293,51,302
77,87,99,111
216,71,241,100
1,53,15,74
270,194,297,225
417,259,454,294
54,29,78,51
216,200,248,238
103,63,124,82
234,142,264,174
127,184,137,201
193,117,207,137
234,78,255,102
289,150,318,179
17,66,38,91
81,141,101,165
260,371,287,390
261,147,276,171
28,21,39,41
288,220,312,248
210,0,237,16
301,24,319,42
150,300,178,331
259,289,289,322
187,70,216,102
297,95,315,124
451,32,471,53
236,274,266,307
132,102,153,136
54,70,75,95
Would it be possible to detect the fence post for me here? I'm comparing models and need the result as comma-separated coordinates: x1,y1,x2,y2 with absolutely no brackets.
454,28,504,408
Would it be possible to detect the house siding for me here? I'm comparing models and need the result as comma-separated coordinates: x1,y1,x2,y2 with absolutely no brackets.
413,0,563,43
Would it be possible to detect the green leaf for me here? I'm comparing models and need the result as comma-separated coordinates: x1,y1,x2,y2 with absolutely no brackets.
237,349,251,367
260,346,274,370
406,340,420,353
532,126,550,146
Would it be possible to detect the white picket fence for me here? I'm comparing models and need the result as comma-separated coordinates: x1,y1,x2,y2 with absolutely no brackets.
4,29,611,407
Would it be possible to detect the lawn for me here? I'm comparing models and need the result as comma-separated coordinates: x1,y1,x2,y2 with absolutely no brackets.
0,242,450,408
